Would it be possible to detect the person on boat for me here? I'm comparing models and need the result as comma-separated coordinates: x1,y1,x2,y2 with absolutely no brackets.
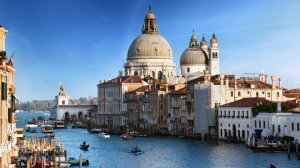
270,164,276,168
83,141,86,146
132,147,135,151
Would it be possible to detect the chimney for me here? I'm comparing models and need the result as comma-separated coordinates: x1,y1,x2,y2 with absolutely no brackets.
234,76,237,89
115,79,117,83
104,79,106,83
166,86,168,92
100,80,102,84
278,78,281,88
120,78,122,83
265,74,268,83
259,74,262,81
220,75,224,85
271,76,276,89
225,78,229,88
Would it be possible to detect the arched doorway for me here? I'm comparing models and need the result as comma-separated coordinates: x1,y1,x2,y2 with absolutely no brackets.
65,112,69,121
152,71,155,78
233,124,236,137
134,71,138,75
78,112,83,118
158,71,162,80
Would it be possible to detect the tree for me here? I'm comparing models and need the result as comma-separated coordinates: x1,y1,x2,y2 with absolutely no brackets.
79,97,88,105
91,97,98,105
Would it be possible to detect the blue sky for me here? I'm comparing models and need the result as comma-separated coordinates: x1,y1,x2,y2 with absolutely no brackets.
1,0,300,102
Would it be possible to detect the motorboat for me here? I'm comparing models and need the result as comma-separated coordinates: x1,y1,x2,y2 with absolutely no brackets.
179,135,185,138
121,134,135,140
31,129,37,133
99,133,110,138
249,145,288,152
41,125,54,133
64,157,89,165
131,147,142,154
45,134,56,139
80,144,89,150
25,124,38,127
88,129,104,133
43,113,50,116
54,121,65,129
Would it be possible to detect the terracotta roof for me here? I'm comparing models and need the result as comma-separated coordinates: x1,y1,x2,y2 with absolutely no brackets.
128,86,149,93
220,98,275,107
281,101,299,108
283,93,300,98
142,76,164,84
168,87,187,95
100,75,143,85
87,105,98,111
287,88,300,93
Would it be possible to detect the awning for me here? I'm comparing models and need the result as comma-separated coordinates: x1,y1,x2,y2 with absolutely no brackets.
11,93,20,102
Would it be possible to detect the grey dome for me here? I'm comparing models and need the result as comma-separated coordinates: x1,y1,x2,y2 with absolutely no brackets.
127,34,172,59
180,48,208,65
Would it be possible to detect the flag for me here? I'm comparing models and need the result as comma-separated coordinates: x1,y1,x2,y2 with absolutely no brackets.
8,52,14,66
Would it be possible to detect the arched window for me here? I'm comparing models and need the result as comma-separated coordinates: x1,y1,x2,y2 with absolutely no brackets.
158,71,162,80
263,121,265,128
231,91,233,97
256,92,259,97
134,71,138,75
277,92,280,97
255,120,257,128
297,123,299,131
78,112,83,118
216,52,218,58
259,121,261,128
187,67,190,73
292,122,294,131
220,110,222,117
238,92,241,97
160,104,163,109
160,114,163,122
267,92,270,97
152,71,155,78
65,112,69,119
212,52,215,58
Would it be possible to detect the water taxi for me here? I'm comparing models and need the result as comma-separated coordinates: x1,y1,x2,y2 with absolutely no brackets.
54,121,65,129
25,124,38,127
121,134,135,140
99,133,110,138
41,124,54,133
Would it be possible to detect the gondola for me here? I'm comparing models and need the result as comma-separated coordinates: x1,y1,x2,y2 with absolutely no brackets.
131,147,141,154
80,144,89,150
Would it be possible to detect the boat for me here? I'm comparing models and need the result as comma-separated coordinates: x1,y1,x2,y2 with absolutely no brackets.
45,134,56,139
121,134,135,140
43,113,50,116
249,145,288,152
99,133,110,138
64,157,89,165
131,147,142,155
15,110,23,113
111,131,123,135
179,135,185,138
31,129,37,133
88,129,104,133
80,144,89,150
25,127,30,132
41,124,54,133
54,121,65,129
36,161,71,168
25,124,38,127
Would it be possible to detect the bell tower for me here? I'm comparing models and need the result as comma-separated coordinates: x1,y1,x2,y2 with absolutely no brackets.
0,26,8,52
208,34,219,75
142,6,158,35
55,85,69,105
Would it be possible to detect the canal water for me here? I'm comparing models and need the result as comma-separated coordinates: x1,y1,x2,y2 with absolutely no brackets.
16,112,299,168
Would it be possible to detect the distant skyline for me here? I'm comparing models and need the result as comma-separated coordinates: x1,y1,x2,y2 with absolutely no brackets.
1,0,300,102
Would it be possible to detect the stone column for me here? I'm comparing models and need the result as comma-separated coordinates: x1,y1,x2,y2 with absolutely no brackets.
271,76,276,89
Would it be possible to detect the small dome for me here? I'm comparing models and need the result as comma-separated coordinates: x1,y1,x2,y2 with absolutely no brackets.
191,30,197,41
210,34,218,43
60,86,64,91
200,37,207,45
145,12,155,19
180,48,208,65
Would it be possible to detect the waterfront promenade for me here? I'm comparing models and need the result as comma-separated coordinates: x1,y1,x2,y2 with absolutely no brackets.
16,112,298,168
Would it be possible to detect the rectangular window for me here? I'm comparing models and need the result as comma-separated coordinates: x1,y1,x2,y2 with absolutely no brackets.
160,94,163,99
220,129,222,137
263,121,265,128
278,125,281,133
272,125,275,132
62,100,65,105
187,67,190,73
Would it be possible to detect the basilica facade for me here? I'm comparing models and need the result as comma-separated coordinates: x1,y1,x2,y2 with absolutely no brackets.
122,7,220,83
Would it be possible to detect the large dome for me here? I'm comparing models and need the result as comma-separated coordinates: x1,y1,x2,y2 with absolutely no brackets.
127,34,173,59
180,48,208,65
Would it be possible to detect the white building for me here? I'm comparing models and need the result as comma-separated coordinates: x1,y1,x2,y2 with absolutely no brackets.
180,31,219,81
50,86,91,121
194,81,226,134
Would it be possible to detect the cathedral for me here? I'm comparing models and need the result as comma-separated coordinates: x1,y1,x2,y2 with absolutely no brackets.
121,6,220,82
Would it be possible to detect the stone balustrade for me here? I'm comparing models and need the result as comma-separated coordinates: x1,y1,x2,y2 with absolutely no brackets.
0,141,12,158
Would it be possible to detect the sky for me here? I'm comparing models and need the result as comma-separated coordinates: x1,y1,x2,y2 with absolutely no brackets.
1,0,300,102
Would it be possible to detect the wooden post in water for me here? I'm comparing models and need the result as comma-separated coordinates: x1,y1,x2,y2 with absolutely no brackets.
79,153,83,168
53,150,57,168
288,140,291,159
253,136,255,147
59,151,61,167
202,133,204,143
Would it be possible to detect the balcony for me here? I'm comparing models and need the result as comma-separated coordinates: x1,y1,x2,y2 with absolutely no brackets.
0,141,12,158
172,104,181,108
7,123,16,136
148,109,152,113
186,116,194,120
